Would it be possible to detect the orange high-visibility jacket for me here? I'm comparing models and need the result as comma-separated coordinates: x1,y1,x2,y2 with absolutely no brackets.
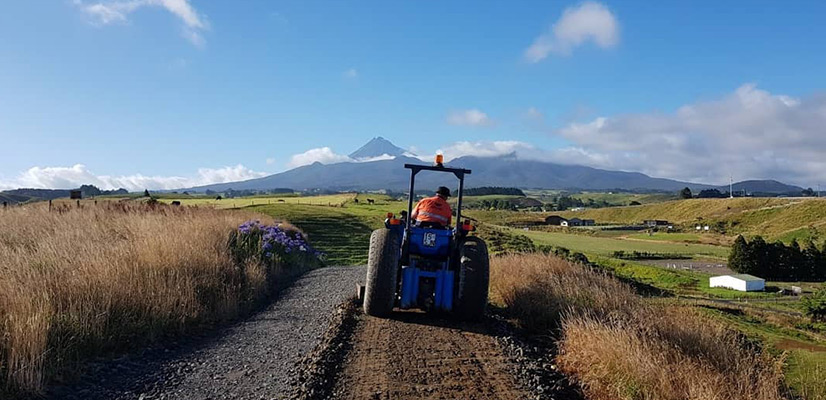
411,195,452,226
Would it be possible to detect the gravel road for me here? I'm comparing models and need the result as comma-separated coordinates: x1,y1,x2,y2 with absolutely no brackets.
46,266,366,400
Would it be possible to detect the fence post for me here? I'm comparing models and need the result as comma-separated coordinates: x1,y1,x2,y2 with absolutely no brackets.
2,201,6,209
49,199,52,212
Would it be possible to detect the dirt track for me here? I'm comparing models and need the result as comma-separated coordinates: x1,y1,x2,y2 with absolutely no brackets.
331,311,529,399
46,267,366,400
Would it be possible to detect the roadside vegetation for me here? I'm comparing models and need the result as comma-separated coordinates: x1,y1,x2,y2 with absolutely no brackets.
490,253,789,400
0,203,322,396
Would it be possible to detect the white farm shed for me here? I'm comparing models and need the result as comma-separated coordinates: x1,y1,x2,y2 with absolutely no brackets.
709,274,765,292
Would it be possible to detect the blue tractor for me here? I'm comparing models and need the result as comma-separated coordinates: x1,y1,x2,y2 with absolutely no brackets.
362,158,489,320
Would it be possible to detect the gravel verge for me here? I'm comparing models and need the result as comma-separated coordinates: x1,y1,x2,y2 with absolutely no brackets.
45,266,366,400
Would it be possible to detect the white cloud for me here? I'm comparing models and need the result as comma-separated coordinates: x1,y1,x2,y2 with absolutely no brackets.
353,154,396,163
446,109,494,127
431,141,540,161
551,84,826,186
343,68,358,79
0,164,265,191
285,148,400,168
77,0,209,47
525,1,619,62
287,147,353,168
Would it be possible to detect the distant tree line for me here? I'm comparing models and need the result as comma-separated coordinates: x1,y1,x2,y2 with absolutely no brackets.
463,187,525,196
729,235,826,281
679,186,820,199
546,195,612,211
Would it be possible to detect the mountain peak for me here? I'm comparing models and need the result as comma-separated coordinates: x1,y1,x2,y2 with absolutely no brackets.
349,137,410,159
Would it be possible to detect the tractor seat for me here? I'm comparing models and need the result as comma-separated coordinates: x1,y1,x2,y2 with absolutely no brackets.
415,221,449,229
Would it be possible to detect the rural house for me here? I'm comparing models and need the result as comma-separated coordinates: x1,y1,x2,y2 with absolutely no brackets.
581,219,595,226
545,215,567,226
709,274,765,292
643,219,669,227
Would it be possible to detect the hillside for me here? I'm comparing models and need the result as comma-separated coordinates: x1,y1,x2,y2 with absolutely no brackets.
558,197,826,241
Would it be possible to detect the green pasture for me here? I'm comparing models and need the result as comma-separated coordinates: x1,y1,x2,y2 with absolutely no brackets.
698,305,826,399
516,227,730,259
626,232,704,242
158,193,361,209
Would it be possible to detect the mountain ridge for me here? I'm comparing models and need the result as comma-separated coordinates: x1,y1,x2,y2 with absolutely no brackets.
187,138,806,194
348,136,410,159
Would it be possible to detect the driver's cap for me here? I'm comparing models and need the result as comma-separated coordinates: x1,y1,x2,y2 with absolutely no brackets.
436,186,451,197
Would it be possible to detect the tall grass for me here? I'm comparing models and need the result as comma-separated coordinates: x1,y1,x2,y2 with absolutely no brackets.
491,253,789,400
0,203,314,395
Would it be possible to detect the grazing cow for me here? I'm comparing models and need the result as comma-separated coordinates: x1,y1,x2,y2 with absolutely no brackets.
277,199,285,202
367,198,375,205
171,201,181,206
354,198,359,204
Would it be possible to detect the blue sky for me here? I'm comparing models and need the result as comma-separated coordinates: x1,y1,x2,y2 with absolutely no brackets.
2,0,826,190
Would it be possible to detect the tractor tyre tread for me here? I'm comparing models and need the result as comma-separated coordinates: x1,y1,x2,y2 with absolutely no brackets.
456,236,490,321
363,228,400,317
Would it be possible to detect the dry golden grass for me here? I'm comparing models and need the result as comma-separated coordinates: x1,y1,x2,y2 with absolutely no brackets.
491,253,789,400
0,203,307,395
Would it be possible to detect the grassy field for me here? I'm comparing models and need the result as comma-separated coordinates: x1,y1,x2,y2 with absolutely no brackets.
490,253,788,400
517,227,730,259
557,197,826,241
155,193,360,209
522,189,677,205
0,202,321,396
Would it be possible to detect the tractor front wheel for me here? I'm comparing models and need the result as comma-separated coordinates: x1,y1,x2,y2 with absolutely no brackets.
363,229,400,317
456,236,490,321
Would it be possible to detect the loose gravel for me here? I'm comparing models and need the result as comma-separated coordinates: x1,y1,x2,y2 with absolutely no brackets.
45,266,366,400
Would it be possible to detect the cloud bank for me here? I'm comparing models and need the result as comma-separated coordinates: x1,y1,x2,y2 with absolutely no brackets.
286,147,399,168
525,1,619,62
0,164,265,192
76,0,209,47
550,84,826,186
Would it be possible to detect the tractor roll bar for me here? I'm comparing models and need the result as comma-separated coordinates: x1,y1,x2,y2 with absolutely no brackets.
403,163,472,232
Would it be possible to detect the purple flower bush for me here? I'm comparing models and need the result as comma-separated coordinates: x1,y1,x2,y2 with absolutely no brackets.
231,220,325,270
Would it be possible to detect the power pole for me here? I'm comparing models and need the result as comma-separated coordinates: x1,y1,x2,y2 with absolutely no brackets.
729,174,734,198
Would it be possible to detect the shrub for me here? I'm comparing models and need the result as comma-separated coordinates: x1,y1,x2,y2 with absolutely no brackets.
802,287,826,322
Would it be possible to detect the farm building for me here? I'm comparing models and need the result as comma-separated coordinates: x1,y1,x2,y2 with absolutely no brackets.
563,218,582,227
545,215,567,226
709,274,765,292
643,219,669,227
581,219,595,226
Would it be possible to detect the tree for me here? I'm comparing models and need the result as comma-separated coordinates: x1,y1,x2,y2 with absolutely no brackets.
802,187,816,197
679,187,693,199
803,287,826,322
629,201,642,206
803,240,821,281
728,235,755,274
698,189,726,198
143,189,150,197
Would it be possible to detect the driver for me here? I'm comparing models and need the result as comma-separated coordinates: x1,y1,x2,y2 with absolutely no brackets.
411,186,452,228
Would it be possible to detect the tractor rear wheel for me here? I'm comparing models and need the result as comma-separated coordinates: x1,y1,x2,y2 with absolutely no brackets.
363,228,400,317
456,236,490,321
